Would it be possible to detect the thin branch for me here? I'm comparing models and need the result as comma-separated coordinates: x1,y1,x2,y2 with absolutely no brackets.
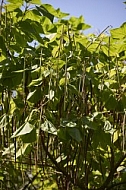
40,130,92,190
0,0,4,34
107,181,126,190
20,171,40,190
86,25,112,49
97,151,126,190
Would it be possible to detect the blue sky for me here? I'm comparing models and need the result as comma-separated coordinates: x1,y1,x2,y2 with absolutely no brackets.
42,0,126,33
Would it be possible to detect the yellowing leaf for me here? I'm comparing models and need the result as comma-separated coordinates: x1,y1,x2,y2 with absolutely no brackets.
59,78,65,86
10,100,16,114
92,170,102,176
87,42,99,53
5,3,23,11
29,0,41,5
113,130,119,143
109,69,116,78
23,10,41,22
51,58,66,69
6,0,23,3
101,45,117,56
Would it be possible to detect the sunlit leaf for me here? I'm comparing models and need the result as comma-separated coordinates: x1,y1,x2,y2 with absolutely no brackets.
46,90,54,100
23,10,41,22
109,69,116,78
0,176,4,181
113,130,119,143
2,144,15,156
28,77,42,87
28,0,41,5
92,170,102,176
16,143,30,158
36,5,54,22
110,22,126,39
15,122,33,136
41,120,57,135
6,3,23,11
59,78,65,86
41,4,69,18
52,59,66,69
6,0,23,3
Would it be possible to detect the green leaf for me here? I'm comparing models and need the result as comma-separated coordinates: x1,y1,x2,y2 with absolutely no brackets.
23,10,41,22
12,28,27,47
92,130,111,149
83,116,98,130
13,97,24,109
40,16,53,33
56,8,69,19
87,42,99,53
27,88,42,103
76,36,88,47
41,4,69,18
36,5,54,22
18,20,42,41
117,41,126,53
77,23,91,30
0,36,6,53
52,59,66,69
101,45,117,56
0,176,4,181
69,15,90,31
21,129,36,143
59,120,82,142
67,128,82,142
57,128,69,141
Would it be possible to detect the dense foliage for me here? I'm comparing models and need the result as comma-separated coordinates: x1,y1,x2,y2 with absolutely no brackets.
0,0,126,189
